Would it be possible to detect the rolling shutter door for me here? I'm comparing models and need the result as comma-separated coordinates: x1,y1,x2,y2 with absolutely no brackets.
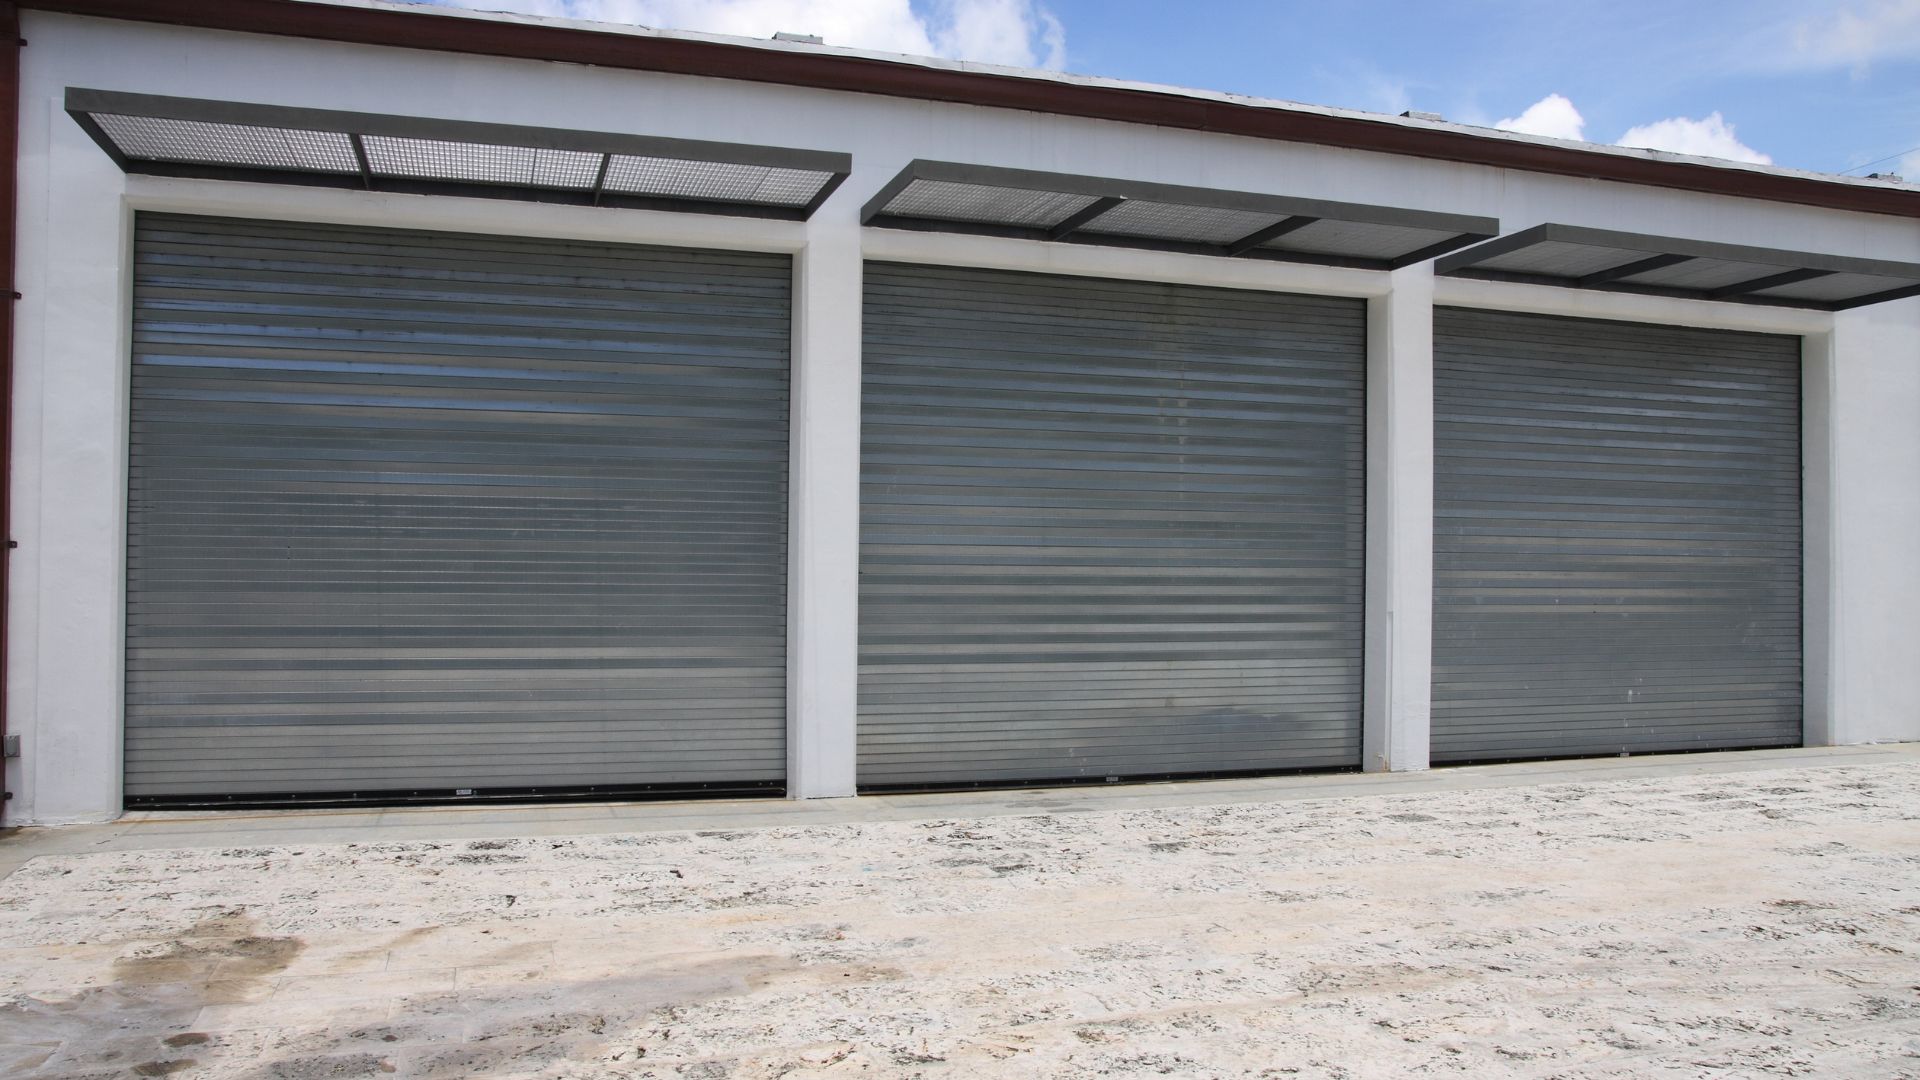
1432,308,1801,761
860,264,1367,787
125,214,790,802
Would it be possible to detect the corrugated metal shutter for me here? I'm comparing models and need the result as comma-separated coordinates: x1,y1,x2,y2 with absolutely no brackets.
859,264,1367,787
125,214,791,802
1432,308,1801,761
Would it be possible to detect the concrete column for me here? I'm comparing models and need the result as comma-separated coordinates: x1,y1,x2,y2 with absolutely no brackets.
1813,300,1920,746
784,224,862,798
6,98,133,824
1362,265,1435,772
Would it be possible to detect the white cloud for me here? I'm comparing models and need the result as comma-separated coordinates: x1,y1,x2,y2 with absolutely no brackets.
929,0,1065,69
1788,0,1920,74
1493,93,1773,165
427,0,1067,68
1494,94,1586,141
1616,113,1772,165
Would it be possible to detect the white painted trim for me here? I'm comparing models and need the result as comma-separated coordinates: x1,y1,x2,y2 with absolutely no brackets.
1433,276,1834,335
123,175,811,254
861,228,1392,298
1363,265,1435,772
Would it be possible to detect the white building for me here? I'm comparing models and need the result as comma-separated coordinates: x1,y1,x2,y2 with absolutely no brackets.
4,0,1916,824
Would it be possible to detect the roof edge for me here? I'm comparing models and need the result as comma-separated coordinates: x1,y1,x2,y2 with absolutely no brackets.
23,0,1920,220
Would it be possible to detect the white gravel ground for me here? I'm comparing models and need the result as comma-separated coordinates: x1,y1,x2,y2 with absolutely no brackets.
2,760,1918,1079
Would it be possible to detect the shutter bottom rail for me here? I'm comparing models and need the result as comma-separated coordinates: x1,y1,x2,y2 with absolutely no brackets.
126,779,784,811
858,762,1357,796
1431,742,1803,770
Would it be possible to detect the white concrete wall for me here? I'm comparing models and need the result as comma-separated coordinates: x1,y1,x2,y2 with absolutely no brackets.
1825,300,1920,744
5,12,1917,822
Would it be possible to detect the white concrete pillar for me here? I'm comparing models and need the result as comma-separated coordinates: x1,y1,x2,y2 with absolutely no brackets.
6,94,133,824
784,223,863,798
1813,300,1920,746
1362,265,1435,772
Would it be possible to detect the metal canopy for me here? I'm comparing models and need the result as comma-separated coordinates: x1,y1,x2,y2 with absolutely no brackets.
66,87,851,220
861,160,1498,269
1437,223,1920,311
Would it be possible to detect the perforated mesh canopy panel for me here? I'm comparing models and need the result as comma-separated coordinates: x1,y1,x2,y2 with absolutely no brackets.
1265,219,1466,260
68,87,851,220
886,179,1100,228
358,137,603,188
1081,201,1286,244
600,156,828,204
93,113,360,173
862,160,1498,268
1437,223,1920,311
1757,271,1920,303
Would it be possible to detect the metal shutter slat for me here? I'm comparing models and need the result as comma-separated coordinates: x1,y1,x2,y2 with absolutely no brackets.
124,214,791,802
857,264,1367,787
1431,308,1802,762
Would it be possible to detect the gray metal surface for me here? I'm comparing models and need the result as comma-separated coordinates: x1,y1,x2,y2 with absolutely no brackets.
124,214,792,800
1432,308,1802,762
69,88,850,220
859,264,1367,787
1435,223,1920,310
860,160,1498,270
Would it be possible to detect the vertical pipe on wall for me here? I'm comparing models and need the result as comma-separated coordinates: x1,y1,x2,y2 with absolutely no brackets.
1363,265,1435,772
784,225,861,798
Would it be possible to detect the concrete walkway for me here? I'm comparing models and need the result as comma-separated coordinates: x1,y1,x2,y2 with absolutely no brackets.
5,742,1913,879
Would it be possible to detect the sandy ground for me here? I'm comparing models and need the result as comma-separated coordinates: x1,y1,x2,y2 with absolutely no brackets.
1,761,1918,1079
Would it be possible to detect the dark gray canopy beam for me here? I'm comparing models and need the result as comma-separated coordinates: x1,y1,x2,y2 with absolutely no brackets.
1437,223,1920,311
1708,268,1832,299
1227,216,1320,256
1047,196,1126,241
66,86,852,221
1577,253,1693,287
862,159,1498,270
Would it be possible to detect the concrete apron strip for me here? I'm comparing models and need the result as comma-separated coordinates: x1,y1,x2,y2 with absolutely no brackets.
1,743,1912,878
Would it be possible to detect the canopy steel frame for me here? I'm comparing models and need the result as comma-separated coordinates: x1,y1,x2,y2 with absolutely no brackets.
66,87,851,220
1437,223,1920,311
861,159,1499,270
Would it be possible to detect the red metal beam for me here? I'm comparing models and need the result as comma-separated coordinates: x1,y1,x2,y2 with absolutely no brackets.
18,0,1920,220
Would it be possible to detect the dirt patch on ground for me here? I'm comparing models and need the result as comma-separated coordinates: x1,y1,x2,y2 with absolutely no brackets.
2,762,1919,1078
113,913,304,983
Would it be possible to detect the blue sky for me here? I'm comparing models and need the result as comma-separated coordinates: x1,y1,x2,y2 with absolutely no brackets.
423,0,1920,177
